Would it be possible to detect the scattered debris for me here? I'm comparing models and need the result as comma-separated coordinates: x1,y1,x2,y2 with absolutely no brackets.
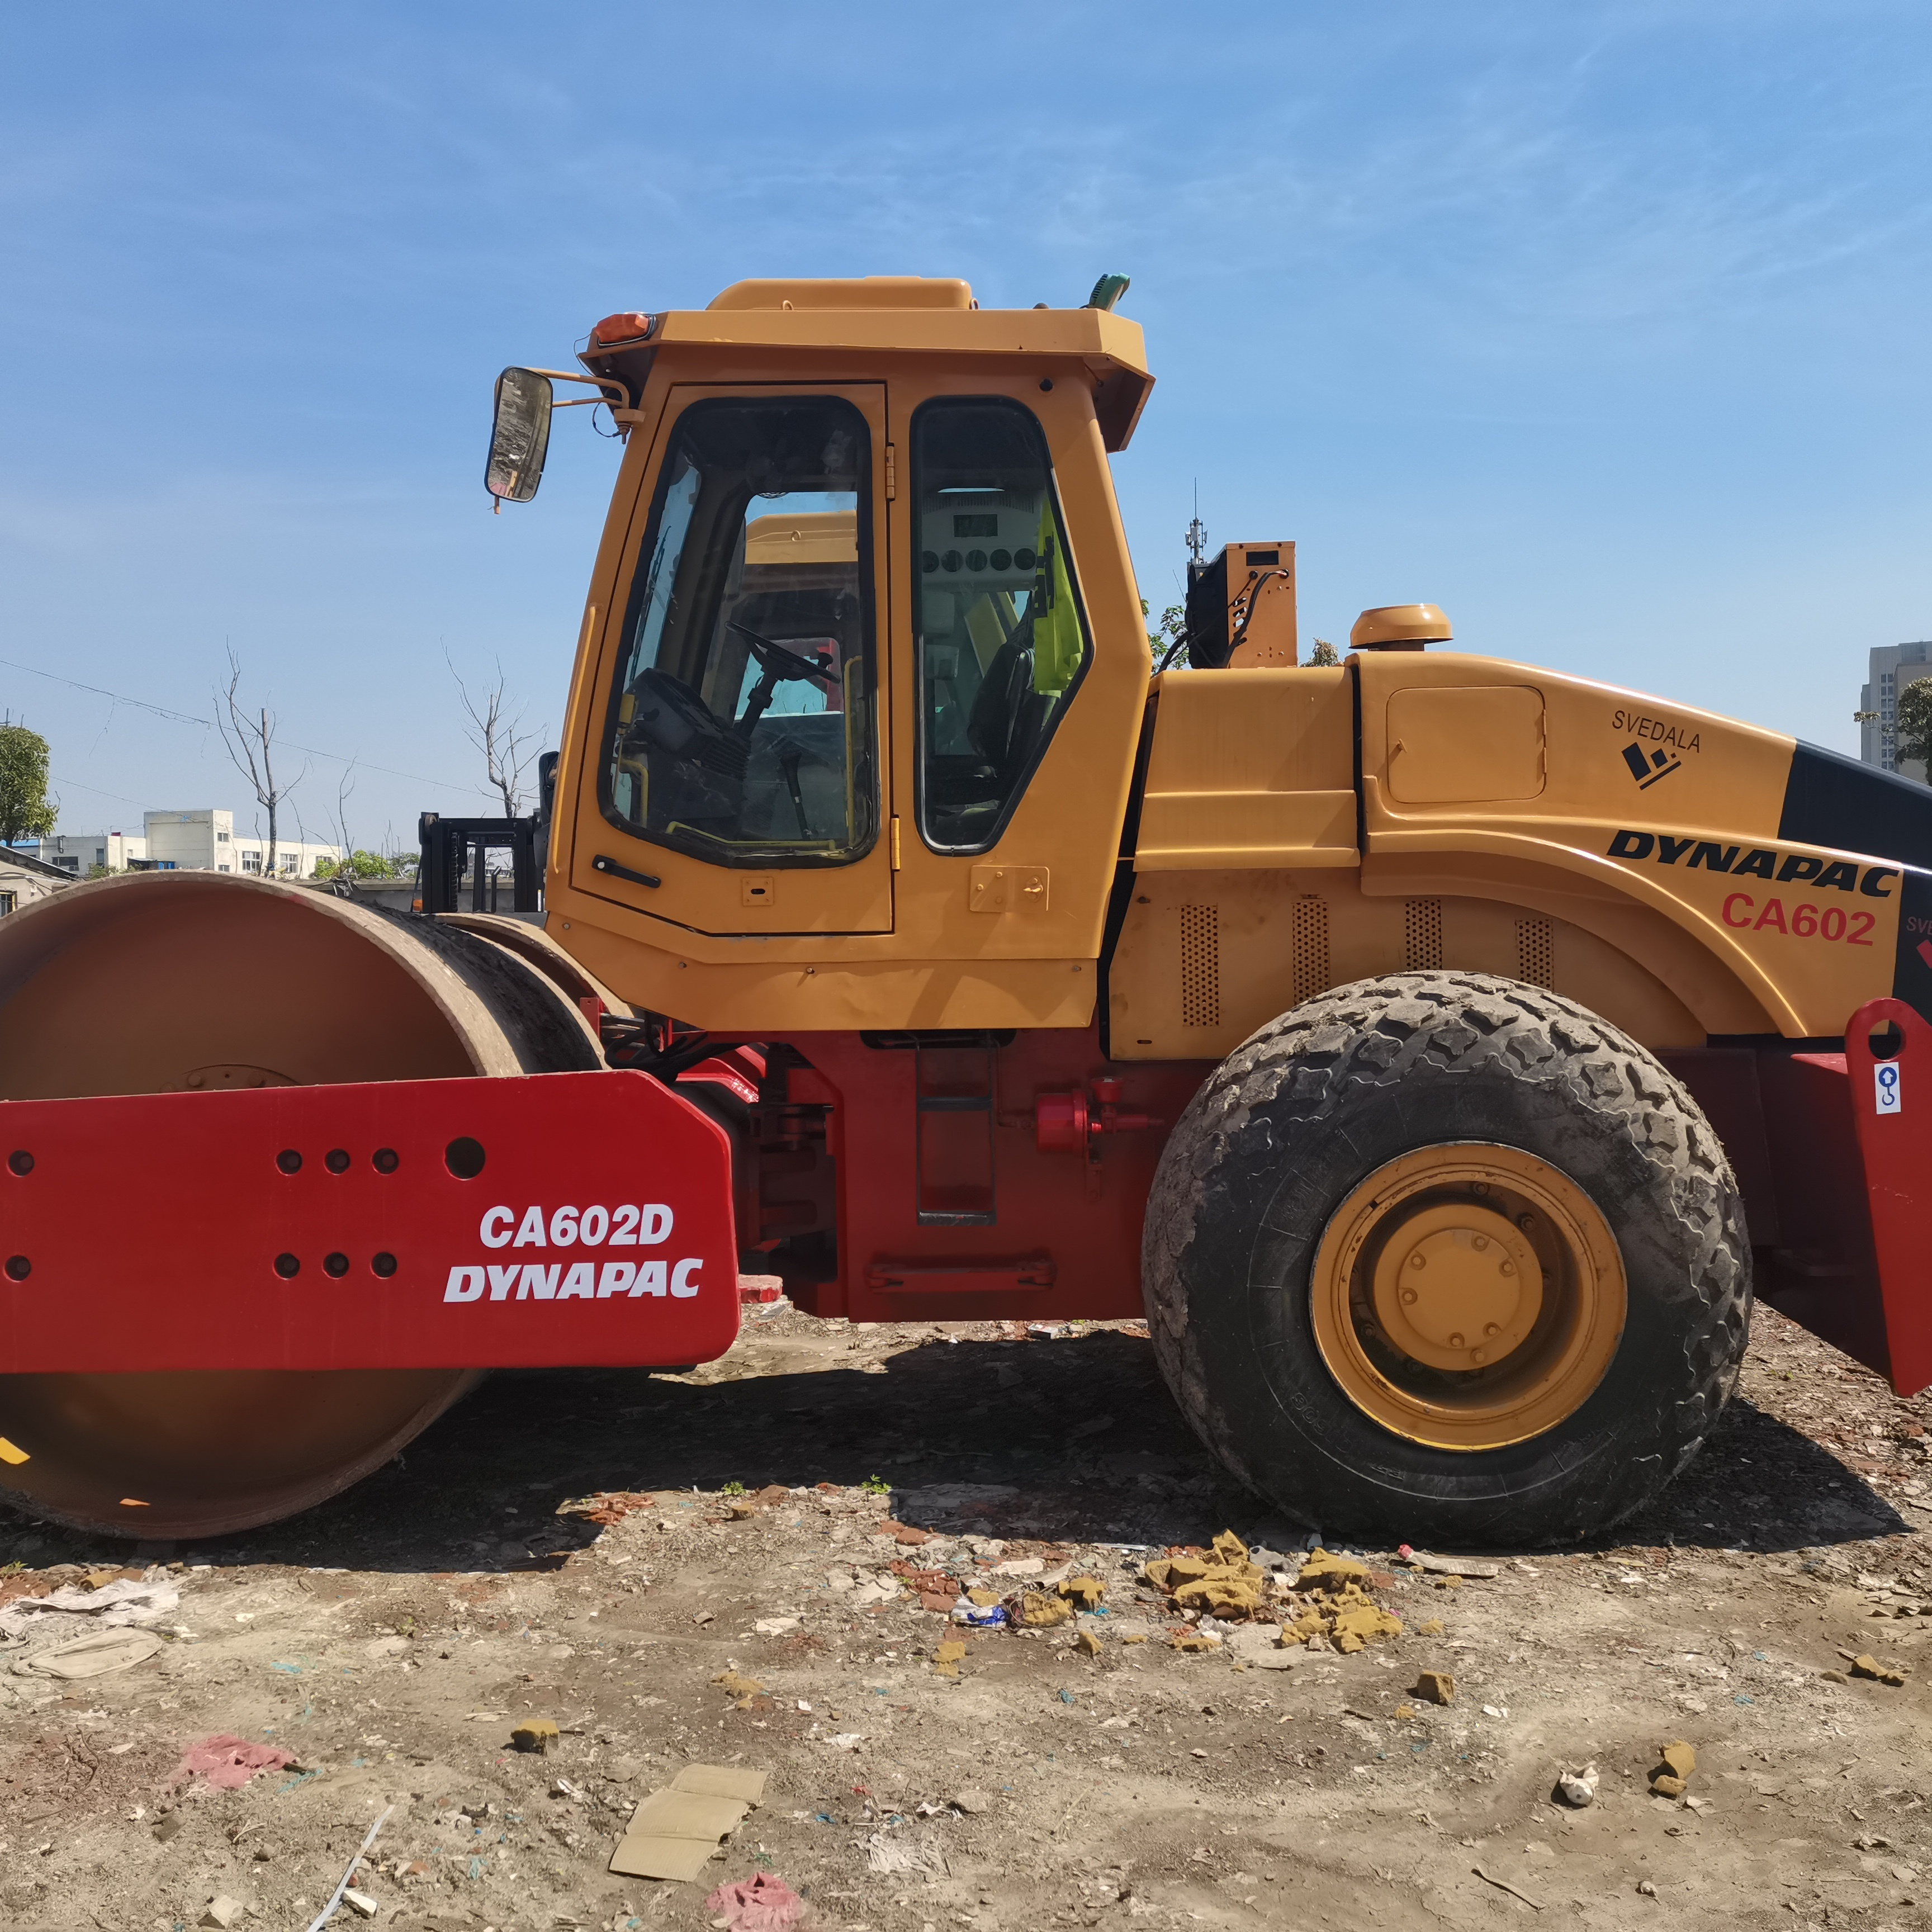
953,1788,992,1814
1399,1550,1502,1579
933,1638,969,1677
303,1805,393,1932
16,1626,164,1679
1284,1549,1404,1651
1849,1652,1909,1685
712,1669,768,1707
865,1829,948,1876
1472,1864,1545,1910
558,1490,656,1526
1145,1532,1266,1618
704,1871,808,1931
341,1889,380,1920
1019,1590,1074,1628
0,1573,179,1637
198,1897,246,1929
1227,1623,1295,1670
1555,1764,1600,1808
1409,1670,1456,1706
1650,1741,1697,1798
512,1717,561,1754
169,1736,296,1793
1074,1630,1102,1658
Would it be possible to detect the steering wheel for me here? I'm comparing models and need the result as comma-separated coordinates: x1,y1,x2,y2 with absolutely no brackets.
727,620,836,737
728,621,836,685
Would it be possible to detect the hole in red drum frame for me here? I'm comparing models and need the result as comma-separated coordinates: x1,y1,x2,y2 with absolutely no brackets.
1872,1021,1906,1061
324,1252,350,1278
325,1148,351,1174
372,1252,398,1277
444,1137,486,1179
274,1253,300,1279
4,1256,29,1281
373,1148,400,1174
7,1150,31,1176
276,1149,302,1175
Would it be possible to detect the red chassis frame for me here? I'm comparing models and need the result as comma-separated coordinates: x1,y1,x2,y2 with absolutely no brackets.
1665,998,1932,1399
0,1071,741,1373
5,1004,1929,1394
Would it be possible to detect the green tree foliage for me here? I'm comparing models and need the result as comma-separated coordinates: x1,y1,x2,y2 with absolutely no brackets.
1897,676,1932,776
1307,637,1341,667
313,849,415,882
1142,596,1186,666
0,723,56,847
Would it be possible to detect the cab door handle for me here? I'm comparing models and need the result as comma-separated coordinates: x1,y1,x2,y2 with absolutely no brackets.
591,854,662,889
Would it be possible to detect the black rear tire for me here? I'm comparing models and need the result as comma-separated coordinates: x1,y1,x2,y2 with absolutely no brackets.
1142,972,1751,1546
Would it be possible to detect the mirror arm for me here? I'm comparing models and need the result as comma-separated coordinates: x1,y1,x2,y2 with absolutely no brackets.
520,367,628,401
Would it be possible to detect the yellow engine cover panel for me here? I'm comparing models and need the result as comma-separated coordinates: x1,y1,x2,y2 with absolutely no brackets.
1107,869,1703,1060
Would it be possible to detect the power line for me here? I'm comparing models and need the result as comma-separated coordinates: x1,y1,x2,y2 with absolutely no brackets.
0,654,494,802
50,774,157,812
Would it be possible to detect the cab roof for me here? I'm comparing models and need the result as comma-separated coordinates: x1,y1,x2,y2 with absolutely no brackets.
579,277,1154,452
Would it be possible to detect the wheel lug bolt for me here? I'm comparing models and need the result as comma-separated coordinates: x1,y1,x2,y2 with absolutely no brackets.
1518,1214,1535,1230
1470,1348,1486,1365
1484,1322,1499,1337
1400,1288,1418,1305
1410,1254,1426,1270
1448,1332,1465,1348
1472,1234,1489,1250
1499,1260,1515,1276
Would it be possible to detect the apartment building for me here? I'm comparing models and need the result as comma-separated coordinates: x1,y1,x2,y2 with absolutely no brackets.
40,810,339,879
1859,641,1932,781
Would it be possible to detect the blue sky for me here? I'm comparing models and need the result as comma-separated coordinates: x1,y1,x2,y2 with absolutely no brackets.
3,2,1929,845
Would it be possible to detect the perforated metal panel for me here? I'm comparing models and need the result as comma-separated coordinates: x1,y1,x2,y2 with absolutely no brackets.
1292,896,1332,1005
1180,905,1221,1027
1516,917,1555,989
1404,898,1443,972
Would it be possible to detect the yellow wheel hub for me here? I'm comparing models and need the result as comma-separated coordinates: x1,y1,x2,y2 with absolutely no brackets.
1311,1143,1627,1451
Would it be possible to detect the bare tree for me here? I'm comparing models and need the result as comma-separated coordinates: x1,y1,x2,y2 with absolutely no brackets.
448,653,541,820
216,651,307,877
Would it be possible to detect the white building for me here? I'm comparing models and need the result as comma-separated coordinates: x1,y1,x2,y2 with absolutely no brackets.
1859,641,1932,780
39,809,339,879
37,830,149,877
1,846,75,916
143,809,339,878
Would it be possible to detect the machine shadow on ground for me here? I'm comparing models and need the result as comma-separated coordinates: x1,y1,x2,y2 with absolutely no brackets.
20,1324,1884,1577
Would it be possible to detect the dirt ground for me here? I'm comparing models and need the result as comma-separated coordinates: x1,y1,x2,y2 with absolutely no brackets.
3,1299,1931,1932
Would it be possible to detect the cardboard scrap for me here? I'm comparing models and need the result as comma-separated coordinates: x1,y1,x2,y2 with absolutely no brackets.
511,1718,560,1754
18,1627,164,1680
1059,1576,1105,1610
608,1764,768,1881
1402,1551,1500,1579
932,1639,968,1678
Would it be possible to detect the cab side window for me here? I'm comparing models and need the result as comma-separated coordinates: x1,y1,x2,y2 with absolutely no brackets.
604,396,878,867
913,399,1090,853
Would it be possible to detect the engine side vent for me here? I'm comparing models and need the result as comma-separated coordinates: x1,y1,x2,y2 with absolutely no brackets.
1292,896,1332,1005
1180,905,1221,1027
1516,917,1555,989
1403,898,1443,972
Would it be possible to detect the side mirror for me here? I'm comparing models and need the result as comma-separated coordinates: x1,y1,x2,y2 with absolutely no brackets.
485,368,553,503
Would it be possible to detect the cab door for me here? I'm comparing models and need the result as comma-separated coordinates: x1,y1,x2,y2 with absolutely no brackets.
569,383,893,935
